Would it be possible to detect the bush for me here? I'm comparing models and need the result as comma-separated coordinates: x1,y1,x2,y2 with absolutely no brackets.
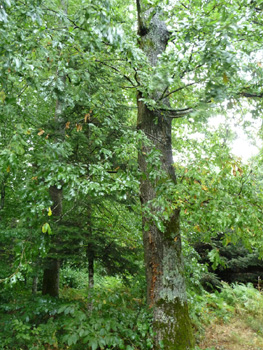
0,275,153,350
189,282,263,341
60,266,90,289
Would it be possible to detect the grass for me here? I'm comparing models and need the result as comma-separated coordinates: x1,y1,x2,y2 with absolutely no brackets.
193,283,263,350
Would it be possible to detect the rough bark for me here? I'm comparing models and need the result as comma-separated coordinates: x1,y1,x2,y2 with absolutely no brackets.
136,2,194,349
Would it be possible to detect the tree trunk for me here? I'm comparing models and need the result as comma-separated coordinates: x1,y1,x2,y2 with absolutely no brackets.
136,2,194,349
0,180,5,210
87,243,94,313
32,274,38,294
42,0,67,297
42,259,60,297
86,201,94,311
42,186,63,297
88,247,94,289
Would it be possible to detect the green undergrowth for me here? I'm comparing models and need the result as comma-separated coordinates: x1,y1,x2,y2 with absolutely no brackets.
0,276,153,350
190,282,263,349
1,268,263,350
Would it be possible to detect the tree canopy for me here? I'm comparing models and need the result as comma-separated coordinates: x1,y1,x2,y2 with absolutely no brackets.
1,0,263,349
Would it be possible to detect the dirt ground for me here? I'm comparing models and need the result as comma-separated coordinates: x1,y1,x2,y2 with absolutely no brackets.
198,317,263,350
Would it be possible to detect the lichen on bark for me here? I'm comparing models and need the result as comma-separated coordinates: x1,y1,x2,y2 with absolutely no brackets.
136,1,195,349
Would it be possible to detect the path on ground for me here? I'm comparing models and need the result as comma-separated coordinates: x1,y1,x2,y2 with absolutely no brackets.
199,317,263,350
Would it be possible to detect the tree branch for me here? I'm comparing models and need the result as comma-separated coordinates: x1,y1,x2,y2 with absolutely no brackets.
240,92,263,98
95,60,137,87
160,82,197,100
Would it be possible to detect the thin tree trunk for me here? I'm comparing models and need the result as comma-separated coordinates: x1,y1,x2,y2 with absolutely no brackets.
86,200,94,311
32,274,38,294
88,246,94,289
42,259,60,296
42,0,67,298
136,2,194,349
42,186,63,297
87,242,94,312
0,180,5,210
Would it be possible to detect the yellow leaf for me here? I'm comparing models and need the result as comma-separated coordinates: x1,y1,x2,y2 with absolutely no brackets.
225,238,231,245
6,165,10,173
194,225,201,232
237,167,243,175
223,73,229,84
76,123,83,132
84,113,90,122
48,207,52,216
38,129,45,136
201,185,208,191
65,121,70,129
0,90,6,102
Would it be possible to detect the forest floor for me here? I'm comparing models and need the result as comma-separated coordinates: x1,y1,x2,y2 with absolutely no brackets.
199,316,263,350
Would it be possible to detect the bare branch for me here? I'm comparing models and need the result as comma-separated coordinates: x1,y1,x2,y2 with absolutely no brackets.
161,82,197,100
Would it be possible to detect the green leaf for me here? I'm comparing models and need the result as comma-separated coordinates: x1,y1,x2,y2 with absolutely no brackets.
90,339,98,350
42,223,52,235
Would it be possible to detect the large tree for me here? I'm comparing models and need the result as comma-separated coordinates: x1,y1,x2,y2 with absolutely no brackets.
2,0,263,348
136,1,194,349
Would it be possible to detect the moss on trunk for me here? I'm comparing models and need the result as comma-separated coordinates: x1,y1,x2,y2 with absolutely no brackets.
136,2,195,349
154,298,195,350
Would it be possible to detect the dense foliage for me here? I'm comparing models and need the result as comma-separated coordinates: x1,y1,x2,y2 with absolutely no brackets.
1,0,263,349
